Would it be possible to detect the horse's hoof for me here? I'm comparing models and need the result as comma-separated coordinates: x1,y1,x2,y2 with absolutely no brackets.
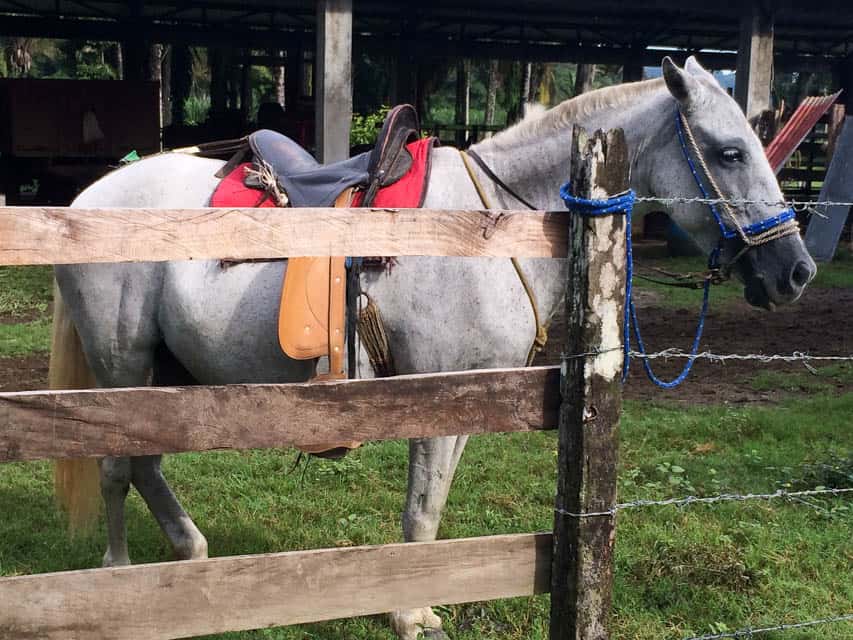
102,550,130,567
422,629,450,640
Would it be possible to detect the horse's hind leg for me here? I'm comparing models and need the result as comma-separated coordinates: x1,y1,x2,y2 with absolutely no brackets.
131,456,208,560
390,435,469,640
100,456,132,566
127,343,207,560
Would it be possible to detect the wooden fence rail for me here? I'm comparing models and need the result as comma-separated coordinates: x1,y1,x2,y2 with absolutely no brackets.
0,533,552,640
0,206,568,264
0,366,559,462
0,127,627,640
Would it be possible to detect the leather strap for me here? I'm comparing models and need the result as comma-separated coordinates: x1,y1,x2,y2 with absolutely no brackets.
465,148,538,210
328,193,349,378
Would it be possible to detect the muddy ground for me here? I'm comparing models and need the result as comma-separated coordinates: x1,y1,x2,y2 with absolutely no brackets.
540,285,853,405
1,275,850,405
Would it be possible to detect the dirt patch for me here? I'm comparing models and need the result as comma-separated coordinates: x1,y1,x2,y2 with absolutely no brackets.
0,354,49,392
538,286,853,406
0,309,46,325
1,286,851,404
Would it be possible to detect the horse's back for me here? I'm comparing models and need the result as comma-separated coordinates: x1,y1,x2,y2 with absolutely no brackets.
57,153,311,386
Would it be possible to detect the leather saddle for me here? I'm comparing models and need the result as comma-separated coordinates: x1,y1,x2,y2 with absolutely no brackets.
246,105,420,457
246,104,420,207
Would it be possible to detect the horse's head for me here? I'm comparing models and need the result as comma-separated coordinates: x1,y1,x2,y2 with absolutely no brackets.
645,56,816,309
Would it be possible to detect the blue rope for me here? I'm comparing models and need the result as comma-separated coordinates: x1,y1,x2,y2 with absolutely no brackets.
559,182,711,388
555,110,798,388
674,110,797,241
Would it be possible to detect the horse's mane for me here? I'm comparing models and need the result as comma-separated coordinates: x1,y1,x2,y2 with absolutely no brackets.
481,77,665,150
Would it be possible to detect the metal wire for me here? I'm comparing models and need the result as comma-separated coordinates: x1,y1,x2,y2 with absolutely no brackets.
562,347,853,365
554,487,853,518
679,613,853,640
631,348,853,364
632,194,853,216
633,195,851,207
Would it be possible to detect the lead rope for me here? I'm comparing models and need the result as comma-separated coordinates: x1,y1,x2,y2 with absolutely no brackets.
559,185,712,388
459,149,548,366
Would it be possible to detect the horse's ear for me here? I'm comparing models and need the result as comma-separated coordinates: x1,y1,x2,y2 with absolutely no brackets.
685,56,718,83
662,57,701,109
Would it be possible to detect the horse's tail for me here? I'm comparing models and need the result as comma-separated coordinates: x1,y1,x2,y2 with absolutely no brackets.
50,281,101,534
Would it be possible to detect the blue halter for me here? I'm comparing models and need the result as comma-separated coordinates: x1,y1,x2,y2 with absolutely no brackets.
559,109,797,388
673,109,797,256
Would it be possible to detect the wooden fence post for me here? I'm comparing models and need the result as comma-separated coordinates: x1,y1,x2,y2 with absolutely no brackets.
550,126,629,640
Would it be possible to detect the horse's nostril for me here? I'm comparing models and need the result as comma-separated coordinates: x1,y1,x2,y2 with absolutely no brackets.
791,261,813,287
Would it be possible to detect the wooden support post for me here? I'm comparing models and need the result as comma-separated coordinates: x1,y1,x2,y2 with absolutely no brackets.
284,45,302,111
621,59,643,83
170,44,191,126
240,51,252,124
395,20,417,106
122,0,148,82
209,47,228,119
735,1,775,121
455,58,471,147
574,64,596,96
315,0,353,162
550,126,628,640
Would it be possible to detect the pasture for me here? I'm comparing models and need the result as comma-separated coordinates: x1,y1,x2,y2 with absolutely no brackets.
0,254,850,639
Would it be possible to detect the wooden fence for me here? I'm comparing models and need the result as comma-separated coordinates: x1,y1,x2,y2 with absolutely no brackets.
0,128,627,640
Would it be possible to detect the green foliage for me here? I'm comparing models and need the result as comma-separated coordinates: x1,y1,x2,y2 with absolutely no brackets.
350,105,390,146
184,94,211,126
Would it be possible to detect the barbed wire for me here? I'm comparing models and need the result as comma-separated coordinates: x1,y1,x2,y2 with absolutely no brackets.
554,487,853,518
632,194,853,218
563,347,853,366
631,348,853,364
679,613,853,640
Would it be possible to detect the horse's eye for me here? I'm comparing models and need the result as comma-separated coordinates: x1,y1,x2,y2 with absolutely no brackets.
721,148,743,163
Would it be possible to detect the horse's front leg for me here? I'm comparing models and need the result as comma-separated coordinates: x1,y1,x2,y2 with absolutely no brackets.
130,455,208,560
390,435,469,640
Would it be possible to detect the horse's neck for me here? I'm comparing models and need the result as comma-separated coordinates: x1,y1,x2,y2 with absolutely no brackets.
469,83,669,211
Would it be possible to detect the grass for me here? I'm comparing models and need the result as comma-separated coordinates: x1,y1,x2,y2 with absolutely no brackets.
0,318,52,355
0,394,850,639
0,265,52,317
0,266,53,355
750,363,853,394
0,256,850,637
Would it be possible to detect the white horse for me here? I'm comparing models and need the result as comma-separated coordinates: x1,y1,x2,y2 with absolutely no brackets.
51,57,815,639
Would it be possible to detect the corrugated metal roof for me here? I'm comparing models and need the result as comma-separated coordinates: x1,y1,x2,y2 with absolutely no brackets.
766,91,842,174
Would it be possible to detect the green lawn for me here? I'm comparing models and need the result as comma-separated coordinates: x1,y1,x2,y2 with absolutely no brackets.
1,394,850,639
0,262,850,639
0,265,53,356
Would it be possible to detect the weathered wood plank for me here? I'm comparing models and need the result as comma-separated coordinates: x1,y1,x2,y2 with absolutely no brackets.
0,366,559,462
0,533,552,640
550,127,627,640
0,206,568,264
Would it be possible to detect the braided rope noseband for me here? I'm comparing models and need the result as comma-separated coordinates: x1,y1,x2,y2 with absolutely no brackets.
674,109,800,271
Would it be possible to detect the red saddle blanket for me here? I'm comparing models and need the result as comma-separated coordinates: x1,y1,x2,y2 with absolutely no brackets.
210,137,435,209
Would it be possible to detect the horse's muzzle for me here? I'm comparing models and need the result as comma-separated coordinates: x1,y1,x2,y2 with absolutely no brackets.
738,236,816,309
744,254,817,311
